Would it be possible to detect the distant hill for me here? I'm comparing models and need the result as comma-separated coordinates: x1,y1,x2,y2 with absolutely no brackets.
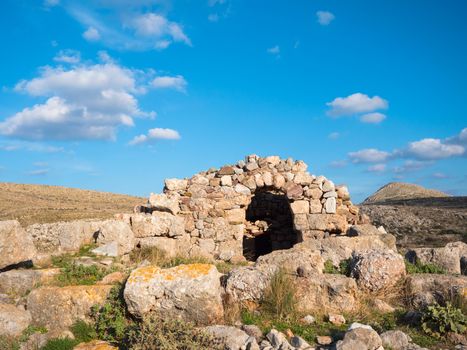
363,182,449,204
0,183,145,226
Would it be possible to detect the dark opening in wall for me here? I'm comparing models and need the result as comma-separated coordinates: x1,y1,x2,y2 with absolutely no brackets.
243,189,296,261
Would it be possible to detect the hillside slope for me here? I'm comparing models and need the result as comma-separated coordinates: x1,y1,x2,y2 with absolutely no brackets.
363,182,449,204
0,182,144,226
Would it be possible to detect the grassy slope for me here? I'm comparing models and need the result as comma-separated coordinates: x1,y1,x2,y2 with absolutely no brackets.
0,182,145,226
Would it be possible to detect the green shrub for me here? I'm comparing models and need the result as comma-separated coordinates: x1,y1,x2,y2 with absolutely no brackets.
261,268,297,320
71,320,97,343
421,302,467,338
91,284,130,343
324,259,351,276
405,260,446,274
126,316,221,350
56,262,107,286
19,325,47,343
41,338,78,350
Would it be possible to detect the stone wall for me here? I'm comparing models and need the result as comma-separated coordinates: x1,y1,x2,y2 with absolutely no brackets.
123,155,361,262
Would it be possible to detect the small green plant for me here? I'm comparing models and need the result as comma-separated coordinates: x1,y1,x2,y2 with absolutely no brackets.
261,268,297,320
324,259,351,276
19,325,48,343
421,302,467,338
41,338,78,350
126,315,222,350
405,260,446,274
91,284,130,343
71,320,97,343
55,262,107,286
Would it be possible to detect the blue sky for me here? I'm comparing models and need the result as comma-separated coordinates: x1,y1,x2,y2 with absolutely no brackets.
0,0,466,203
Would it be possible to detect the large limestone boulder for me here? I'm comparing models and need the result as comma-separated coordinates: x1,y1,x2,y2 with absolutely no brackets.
27,285,112,335
0,268,60,296
91,219,135,256
336,323,382,350
297,234,397,267
406,274,467,308
148,193,180,215
406,241,467,275
0,304,31,337
380,330,411,350
125,212,185,239
224,266,271,303
124,264,224,325
295,274,359,314
350,249,406,292
255,247,324,275
0,220,37,270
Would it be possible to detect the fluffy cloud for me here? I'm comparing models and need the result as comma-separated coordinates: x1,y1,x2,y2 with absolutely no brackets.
28,168,49,176
348,148,391,163
267,45,280,55
152,75,187,92
360,112,386,124
367,163,386,173
129,128,181,145
406,138,464,160
0,61,156,141
83,27,100,41
53,49,81,64
316,11,335,25
328,132,340,139
128,13,191,46
327,93,388,117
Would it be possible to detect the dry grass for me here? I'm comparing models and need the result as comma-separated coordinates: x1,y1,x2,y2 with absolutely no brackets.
261,268,298,320
0,182,144,226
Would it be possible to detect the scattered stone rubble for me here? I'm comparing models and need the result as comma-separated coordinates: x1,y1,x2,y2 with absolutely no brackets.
0,155,466,349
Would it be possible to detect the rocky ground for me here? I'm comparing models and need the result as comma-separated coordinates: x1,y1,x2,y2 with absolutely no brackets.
0,156,466,350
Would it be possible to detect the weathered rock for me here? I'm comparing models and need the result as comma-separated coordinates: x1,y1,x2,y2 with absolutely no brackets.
405,274,467,308
74,340,118,350
125,212,185,239
91,220,135,256
328,313,346,326
164,178,188,191
266,329,292,349
124,264,223,325
255,248,324,275
27,285,112,335
98,271,126,285
224,266,271,303
290,200,309,215
340,325,382,350
148,193,180,215
350,249,406,292
241,324,263,343
325,197,337,214
290,335,313,349
0,304,31,337
380,330,411,350
347,224,384,237
316,335,332,345
205,325,256,350
0,220,37,270
0,268,60,296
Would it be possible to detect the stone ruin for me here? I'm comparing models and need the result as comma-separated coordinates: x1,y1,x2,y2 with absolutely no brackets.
121,154,362,262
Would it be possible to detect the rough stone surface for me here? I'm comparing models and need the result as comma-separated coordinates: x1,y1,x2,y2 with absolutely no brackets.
27,285,112,335
0,220,37,270
91,220,135,256
380,330,411,350
124,264,223,325
341,326,382,350
0,268,60,296
74,340,118,350
0,303,31,337
350,249,406,292
205,325,255,350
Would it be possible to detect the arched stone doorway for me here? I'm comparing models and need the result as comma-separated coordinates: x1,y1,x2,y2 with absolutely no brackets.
243,188,296,261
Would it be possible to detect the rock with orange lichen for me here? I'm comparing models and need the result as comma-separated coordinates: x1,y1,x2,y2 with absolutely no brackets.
73,340,118,350
27,285,112,335
124,263,224,325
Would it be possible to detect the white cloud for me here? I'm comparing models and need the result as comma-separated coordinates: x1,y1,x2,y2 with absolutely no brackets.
155,40,171,50
348,148,391,163
360,112,386,124
432,172,448,179
128,13,191,46
44,0,59,7
367,163,386,173
33,162,49,167
129,128,181,145
28,168,49,176
406,138,464,160
0,141,64,153
208,0,226,6
1,61,156,141
97,50,113,63
267,45,280,55
152,75,187,92
327,93,388,117
83,27,100,41
54,49,81,64
328,132,340,139
393,160,432,174
316,11,335,26
208,14,219,22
